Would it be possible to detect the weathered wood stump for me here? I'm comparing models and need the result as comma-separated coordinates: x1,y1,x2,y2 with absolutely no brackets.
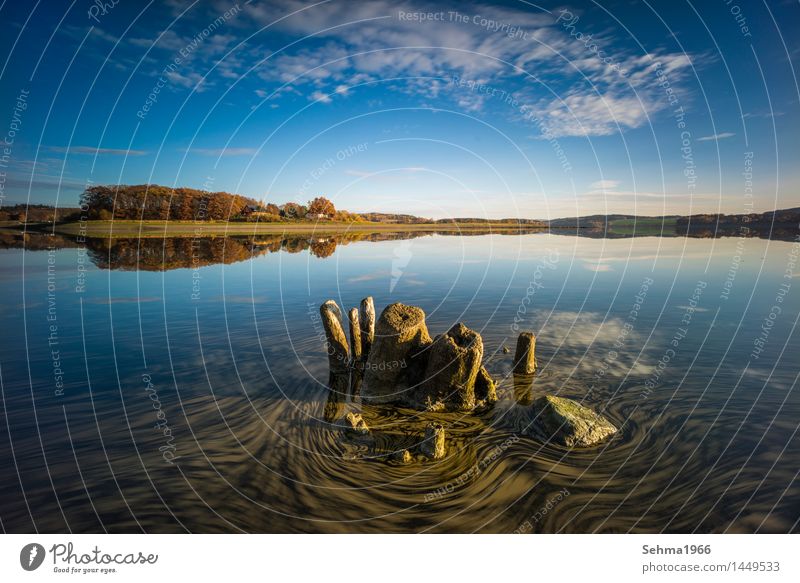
475,366,497,406
513,331,537,375
362,303,431,404
417,323,483,411
359,296,375,360
348,308,362,364
320,300,350,375
321,299,499,413
513,373,534,405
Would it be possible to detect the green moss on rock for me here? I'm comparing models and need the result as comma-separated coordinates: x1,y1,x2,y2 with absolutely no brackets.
532,395,617,447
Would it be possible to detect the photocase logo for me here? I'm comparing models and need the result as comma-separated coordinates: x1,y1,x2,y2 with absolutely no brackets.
20,543,46,571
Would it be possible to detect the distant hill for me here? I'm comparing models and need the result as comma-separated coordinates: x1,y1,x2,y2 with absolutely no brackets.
676,208,800,227
0,203,82,223
547,214,680,229
357,212,431,224
435,217,547,226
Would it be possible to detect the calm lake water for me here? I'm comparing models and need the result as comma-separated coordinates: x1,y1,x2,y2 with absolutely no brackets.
1,230,799,533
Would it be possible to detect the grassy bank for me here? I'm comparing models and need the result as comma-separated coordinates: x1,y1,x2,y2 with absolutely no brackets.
48,220,549,239
605,217,678,235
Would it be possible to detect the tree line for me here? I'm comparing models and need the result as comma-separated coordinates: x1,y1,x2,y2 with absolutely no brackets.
0,204,81,223
80,185,259,221
78,185,349,222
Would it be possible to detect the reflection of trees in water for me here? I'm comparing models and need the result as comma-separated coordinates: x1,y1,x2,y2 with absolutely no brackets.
0,231,81,250
85,237,264,271
679,224,800,241
84,233,397,270
310,238,337,258
80,232,446,269
6,222,798,272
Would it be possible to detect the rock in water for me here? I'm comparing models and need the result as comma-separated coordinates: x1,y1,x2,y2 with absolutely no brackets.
348,308,362,364
475,366,497,407
362,303,431,404
320,300,350,374
420,422,446,459
359,296,375,359
343,412,370,437
418,323,483,411
514,332,537,375
531,395,616,447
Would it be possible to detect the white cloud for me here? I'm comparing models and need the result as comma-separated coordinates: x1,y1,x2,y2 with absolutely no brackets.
584,262,613,272
224,1,698,137
543,92,653,137
47,146,149,156
186,148,258,157
590,179,620,190
533,310,654,377
165,70,205,90
310,90,333,103
697,132,735,142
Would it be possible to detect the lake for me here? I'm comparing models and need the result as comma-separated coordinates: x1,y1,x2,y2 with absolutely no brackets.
1,229,798,533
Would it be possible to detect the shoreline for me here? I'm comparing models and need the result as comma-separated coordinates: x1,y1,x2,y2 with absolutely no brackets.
36,220,555,239
4,217,793,240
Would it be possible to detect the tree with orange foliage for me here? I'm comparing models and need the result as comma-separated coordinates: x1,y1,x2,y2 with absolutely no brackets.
308,196,335,217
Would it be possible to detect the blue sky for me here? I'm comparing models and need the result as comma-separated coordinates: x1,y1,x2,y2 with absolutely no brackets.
0,0,798,218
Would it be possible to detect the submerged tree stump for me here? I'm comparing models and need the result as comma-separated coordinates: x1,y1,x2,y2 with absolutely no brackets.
320,300,350,374
320,299,501,414
362,303,431,404
513,331,537,375
475,366,497,406
513,373,534,405
348,308,362,364
418,323,483,411
359,296,375,360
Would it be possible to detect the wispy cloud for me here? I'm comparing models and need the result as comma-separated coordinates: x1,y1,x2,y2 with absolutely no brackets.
583,262,613,272
310,89,333,103
697,132,735,142
165,70,206,90
347,269,390,283
186,147,258,157
86,296,162,305
47,146,149,156
242,0,697,137
590,179,620,190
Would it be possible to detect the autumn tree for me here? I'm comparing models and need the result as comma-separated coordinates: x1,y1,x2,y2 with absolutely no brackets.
308,196,335,216
80,184,258,221
309,238,337,258
280,202,307,219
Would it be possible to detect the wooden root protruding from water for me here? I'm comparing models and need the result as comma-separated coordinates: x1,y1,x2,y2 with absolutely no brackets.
513,331,537,375
348,308,362,364
320,300,350,374
362,303,431,404
359,296,375,360
418,323,483,411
